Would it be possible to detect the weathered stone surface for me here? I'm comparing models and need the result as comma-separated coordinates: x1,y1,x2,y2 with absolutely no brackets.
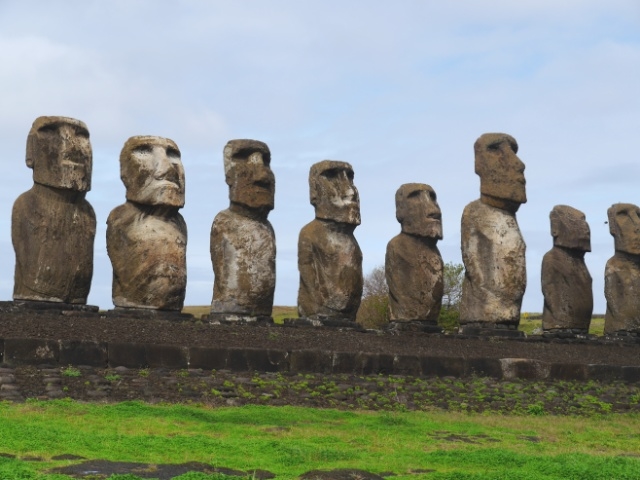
542,205,593,331
386,183,443,323
12,116,96,304
460,133,526,327
298,161,362,321
211,140,276,319
107,136,187,310
604,203,640,334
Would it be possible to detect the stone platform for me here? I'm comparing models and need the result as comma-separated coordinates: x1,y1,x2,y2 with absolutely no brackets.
0,310,638,383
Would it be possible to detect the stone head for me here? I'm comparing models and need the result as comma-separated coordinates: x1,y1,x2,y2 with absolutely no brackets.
608,203,640,255
26,116,92,192
395,183,442,240
309,160,360,225
550,205,590,252
475,133,526,211
120,136,185,208
224,139,274,217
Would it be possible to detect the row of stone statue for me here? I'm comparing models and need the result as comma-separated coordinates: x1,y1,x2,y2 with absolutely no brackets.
9,116,640,336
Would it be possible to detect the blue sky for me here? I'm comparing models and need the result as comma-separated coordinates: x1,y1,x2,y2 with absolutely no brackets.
0,1,639,313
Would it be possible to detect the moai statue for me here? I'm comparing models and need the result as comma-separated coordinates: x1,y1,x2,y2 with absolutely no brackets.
106,136,187,312
297,160,363,324
385,183,444,331
541,205,593,334
210,139,276,322
12,116,97,308
460,133,527,334
604,203,640,335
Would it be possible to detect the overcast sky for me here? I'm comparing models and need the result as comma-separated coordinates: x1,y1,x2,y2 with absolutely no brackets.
0,1,639,313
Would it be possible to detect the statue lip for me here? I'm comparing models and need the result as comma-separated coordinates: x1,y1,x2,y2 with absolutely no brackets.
253,180,273,190
61,159,88,167
154,178,182,190
333,198,358,208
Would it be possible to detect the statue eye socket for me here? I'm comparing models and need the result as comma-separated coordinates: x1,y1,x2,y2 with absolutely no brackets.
74,127,90,138
322,168,339,179
487,142,501,151
407,190,421,199
166,147,180,159
133,144,153,155
38,124,59,134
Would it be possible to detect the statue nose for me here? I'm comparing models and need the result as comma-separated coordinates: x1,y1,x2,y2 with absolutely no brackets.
154,150,179,181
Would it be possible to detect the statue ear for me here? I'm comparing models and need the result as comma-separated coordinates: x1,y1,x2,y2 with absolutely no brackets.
25,134,36,169
309,178,319,207
224,169,233,187
549,210,561,238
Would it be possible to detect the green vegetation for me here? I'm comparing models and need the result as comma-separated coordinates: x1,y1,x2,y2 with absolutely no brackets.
519,314,606,336
182,306,297,324
0,401,639,479
61,366,81,378
356,264,389,328
272,306,298,324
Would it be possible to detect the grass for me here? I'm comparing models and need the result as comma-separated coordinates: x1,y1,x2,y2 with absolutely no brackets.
1,401,639,479
182,306,297,324
519,314,605,336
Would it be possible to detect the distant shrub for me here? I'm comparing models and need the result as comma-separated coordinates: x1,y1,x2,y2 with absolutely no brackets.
356,265,389,329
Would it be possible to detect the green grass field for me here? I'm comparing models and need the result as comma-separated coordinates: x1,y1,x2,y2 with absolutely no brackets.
1,401,639,479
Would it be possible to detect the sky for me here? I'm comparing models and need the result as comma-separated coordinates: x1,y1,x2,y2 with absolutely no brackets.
0,0,639,313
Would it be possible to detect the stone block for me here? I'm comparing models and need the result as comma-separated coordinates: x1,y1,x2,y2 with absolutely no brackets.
227,348,289,373
290,350,333,374
500,358,549,380
587,364,624,381
108,342,148,368
421,356,465,377
188,347,229,370
227,347,249,371
4,338,59,365
357,353,395,375
549,363,587,381
145,344,188,369
465,358,502,378
59,340,108,367
331,351,358,374
266,349,289,371
393,355,422,376
622,366,640,383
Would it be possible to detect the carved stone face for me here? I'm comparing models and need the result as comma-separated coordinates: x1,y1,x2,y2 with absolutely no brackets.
608,203,640,255
475,133,526,208
310,160,360,225
26,116,92,192
550,205,590,252
396,183,442,239
224,139,275,216
120,136,185,207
